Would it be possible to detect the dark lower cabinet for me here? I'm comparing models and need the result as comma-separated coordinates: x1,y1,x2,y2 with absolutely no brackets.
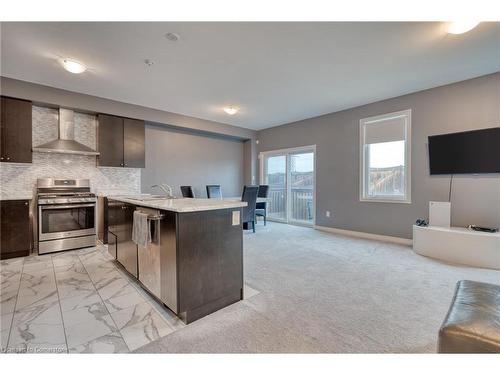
107,231,117,259
107,200,137,276
116,203,137,277
1,200,31,259
1,96,32,163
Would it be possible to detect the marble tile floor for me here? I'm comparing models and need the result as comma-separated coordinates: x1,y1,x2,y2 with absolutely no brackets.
0,245,259,354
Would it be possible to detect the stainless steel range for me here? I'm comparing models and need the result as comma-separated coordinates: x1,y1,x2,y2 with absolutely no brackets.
37,178,97,254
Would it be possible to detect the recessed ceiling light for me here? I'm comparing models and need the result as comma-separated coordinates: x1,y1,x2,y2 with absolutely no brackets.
165,32,180,42
60,59,86,74
447,21,480,34
223,106,239,115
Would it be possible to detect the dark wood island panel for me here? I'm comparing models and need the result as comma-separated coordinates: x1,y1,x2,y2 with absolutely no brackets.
176,208,243,323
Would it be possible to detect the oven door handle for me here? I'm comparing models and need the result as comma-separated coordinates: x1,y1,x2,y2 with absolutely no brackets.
40,204,96,210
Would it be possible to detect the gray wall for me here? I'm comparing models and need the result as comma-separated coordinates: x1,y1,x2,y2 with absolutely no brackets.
142,124,245,198
257,72,500,239
243,139,258,185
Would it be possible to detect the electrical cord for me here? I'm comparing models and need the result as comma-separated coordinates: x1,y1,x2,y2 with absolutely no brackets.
448,174,454,202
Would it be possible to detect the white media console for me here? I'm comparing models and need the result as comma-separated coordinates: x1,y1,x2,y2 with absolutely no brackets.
413,225,500,270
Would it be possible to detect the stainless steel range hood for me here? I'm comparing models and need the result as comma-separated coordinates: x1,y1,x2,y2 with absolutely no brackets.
33,108,100,156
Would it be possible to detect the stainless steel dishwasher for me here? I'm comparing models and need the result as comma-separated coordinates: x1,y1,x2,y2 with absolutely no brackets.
136,207,177,312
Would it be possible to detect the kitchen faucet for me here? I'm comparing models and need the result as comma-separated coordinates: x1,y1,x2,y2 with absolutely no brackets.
151,184,175,199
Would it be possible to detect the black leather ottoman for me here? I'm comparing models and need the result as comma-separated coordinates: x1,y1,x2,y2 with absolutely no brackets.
438,280,500,353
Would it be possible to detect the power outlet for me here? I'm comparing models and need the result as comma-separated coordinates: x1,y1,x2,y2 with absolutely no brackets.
325,211,331,218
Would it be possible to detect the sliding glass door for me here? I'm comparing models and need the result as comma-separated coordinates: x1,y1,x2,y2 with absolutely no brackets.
263,154,287,221
289,151,315,225
262,147,315,226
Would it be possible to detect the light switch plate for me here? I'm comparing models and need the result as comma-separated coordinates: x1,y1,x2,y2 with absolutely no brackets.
232,210,241,226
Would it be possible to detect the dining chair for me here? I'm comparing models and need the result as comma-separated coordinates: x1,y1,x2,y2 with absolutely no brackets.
255,185,269,225
206,185,222,199
241,185,259,233
180,185,195,198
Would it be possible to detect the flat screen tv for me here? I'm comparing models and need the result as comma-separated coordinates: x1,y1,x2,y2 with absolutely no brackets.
428,127,500,175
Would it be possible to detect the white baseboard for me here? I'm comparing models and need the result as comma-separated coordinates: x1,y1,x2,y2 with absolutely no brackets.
314,225,413,246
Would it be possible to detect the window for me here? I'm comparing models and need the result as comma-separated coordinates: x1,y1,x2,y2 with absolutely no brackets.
360,109,411,203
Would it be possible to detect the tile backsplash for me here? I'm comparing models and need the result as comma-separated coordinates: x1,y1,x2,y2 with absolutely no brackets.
0,106,141,199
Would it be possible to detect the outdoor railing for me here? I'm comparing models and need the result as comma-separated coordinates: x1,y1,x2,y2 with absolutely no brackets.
268,187,313,222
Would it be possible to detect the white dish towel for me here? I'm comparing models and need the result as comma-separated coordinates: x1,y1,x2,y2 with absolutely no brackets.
132,210,151,247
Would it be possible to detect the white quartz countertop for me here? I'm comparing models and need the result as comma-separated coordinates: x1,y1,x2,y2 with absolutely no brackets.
108,195,247,213
95,188,140,197
0,195,33,201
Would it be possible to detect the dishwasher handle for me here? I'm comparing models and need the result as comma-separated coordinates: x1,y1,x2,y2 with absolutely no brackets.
136,208,162,244
147,213,164,221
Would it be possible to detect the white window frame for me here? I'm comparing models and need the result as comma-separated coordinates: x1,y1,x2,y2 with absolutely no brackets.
259,145,317,227
359,109,411,204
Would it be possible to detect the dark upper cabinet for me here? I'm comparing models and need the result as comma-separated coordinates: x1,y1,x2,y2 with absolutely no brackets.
97,114,124,167
123,118,145,168
1,200,31,259
97,114,145,168
1,96,32,163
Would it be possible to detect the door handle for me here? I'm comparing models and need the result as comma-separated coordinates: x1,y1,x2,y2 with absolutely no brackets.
41,204,96,209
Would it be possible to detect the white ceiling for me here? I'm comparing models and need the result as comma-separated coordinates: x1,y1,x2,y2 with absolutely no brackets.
1,22,499,130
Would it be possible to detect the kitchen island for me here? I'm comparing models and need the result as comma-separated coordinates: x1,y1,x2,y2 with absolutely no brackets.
106,196,247,323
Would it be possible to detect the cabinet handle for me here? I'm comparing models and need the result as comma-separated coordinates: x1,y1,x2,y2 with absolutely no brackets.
25,202,28,205
0,157,3,161
120,163,124,166
6,157,10,161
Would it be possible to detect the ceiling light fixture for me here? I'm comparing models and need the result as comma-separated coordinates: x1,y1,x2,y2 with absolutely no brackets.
144,59,155,67
60,59,87,74
223,106,239,115
447,21,480,34
165,32,180,42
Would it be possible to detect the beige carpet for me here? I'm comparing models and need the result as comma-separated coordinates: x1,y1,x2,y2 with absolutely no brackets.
135,222,500,353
